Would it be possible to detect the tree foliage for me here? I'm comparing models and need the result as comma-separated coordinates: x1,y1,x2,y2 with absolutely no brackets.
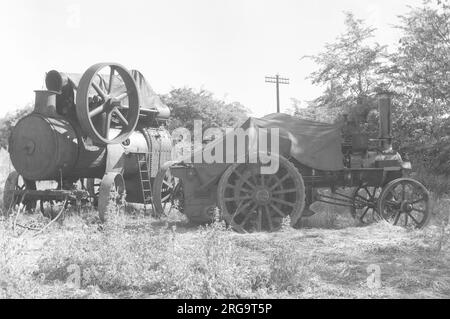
160,87,250,132
300,2,450,175
304,12,387,118
387,0,450,173
0,105,33,150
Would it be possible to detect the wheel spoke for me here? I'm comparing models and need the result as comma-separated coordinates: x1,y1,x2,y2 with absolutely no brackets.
225,183,252,193
406,212,420,225
354,194,372,207
163,179,174,188
115,92,128,102
272,188,297,195
393,211,402,225
264,205,274,231
269,173,289,191
363,187,371,198
256,207,263,231
233,170,256,190
92,82,107,100
108,67,115,94
224,195,252,202
113,108,129,126
89,103,106,118
385,199,399,207
161,194,171,202
370,187,376,199
239,211,253,227
271,197,296,207
411,196,425,205
359,207,370,222
103,111,112,139
269,203,286,217
404,214,409,226
233,200,252,220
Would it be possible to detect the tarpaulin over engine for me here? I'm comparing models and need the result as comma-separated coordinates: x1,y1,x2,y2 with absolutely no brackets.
183,113,345,171
242,113,345,171
63,70,170,118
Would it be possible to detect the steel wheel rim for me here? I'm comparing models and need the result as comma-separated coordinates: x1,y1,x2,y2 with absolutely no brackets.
218,156,305,233
378,178,430,229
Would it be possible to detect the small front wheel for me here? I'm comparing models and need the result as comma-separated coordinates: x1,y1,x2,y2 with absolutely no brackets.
378,178,430,229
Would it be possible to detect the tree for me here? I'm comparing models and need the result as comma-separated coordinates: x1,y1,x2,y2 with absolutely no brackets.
0,104,33,150
390,0,450,104
304,12,387,122
388,0,450,173
160,87,250,132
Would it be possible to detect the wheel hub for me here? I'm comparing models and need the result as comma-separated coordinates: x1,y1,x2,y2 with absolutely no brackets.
254,188,271,204
401,201,413,213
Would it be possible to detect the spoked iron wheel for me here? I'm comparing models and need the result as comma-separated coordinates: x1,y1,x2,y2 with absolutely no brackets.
76,63,140,145
2,171,36,215
98,173,126,222
217,155,305,233
85,178,100,207
350,185,382,225
40,200,69,220
378,178,430,229
152,161,184,218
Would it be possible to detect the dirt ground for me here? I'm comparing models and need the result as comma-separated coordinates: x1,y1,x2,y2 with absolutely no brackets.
0,202,449,299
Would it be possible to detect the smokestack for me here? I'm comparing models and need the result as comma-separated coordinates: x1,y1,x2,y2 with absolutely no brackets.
377,91,392,151
34,90,58,117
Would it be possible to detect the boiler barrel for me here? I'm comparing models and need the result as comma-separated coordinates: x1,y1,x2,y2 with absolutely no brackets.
9,113,105,181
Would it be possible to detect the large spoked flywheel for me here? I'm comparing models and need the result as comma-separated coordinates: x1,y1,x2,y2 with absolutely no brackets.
217,155,305,233
76,63,140,145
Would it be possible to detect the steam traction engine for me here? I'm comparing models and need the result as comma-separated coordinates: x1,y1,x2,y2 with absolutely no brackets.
152,92,431,232
3,62,173,221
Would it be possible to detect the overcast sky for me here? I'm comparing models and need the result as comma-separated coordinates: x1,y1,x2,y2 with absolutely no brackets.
0,0,424,118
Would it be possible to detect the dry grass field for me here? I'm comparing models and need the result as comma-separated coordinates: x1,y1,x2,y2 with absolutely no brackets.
0,196,449,299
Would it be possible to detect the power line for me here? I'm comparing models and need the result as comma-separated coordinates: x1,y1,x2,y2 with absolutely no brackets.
265,74,290,113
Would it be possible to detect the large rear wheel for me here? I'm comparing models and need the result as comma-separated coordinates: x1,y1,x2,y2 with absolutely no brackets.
217,155,305,233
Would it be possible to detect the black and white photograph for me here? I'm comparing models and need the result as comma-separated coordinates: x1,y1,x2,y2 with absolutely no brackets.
0,0,449,303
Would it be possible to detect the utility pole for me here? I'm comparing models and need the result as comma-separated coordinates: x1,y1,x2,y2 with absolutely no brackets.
265,74,289,113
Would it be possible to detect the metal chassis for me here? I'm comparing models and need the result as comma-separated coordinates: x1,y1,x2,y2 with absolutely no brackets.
300,167,404,209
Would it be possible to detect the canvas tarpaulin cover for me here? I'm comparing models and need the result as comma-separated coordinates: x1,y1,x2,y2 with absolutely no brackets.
242,113,345,171
63,70,169,116
186,113,344,171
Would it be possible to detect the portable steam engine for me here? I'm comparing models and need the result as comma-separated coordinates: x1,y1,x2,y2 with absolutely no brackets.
3,62,173,221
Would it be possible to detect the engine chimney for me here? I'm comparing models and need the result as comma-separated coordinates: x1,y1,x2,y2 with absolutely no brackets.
34,90,58,117
377,91,392,151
